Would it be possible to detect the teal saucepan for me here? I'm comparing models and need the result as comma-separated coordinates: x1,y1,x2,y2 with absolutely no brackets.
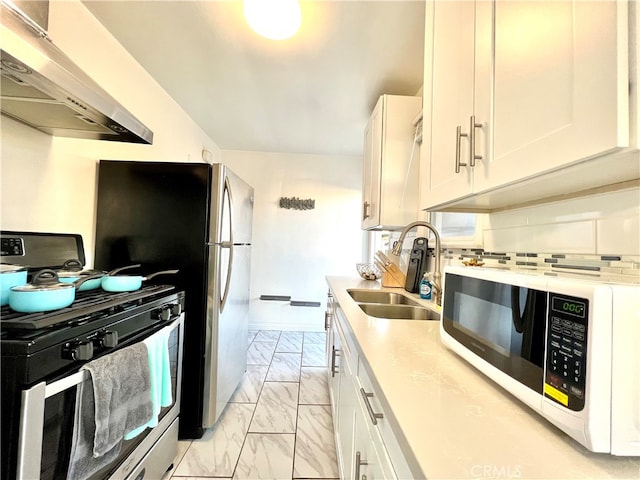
1,264,28,306
56,259,105,291
101,268,179,292
9,269,102,313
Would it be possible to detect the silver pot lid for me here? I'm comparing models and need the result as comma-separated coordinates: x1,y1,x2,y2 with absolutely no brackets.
58,259,103,278
10,269,74,292
0,264,28,274
57,270,103,279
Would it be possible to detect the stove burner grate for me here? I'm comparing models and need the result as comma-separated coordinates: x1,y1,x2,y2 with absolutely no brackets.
0,285,174,330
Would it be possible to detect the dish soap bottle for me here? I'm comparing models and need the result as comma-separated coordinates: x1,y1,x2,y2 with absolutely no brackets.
419,273,432,300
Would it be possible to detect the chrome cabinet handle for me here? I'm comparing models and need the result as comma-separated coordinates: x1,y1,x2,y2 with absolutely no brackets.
324,311,332,330
360,387,383,425
355,451,368,480
469,115,483,167
331,347,340,377
362,201,370,220
455,125,468,173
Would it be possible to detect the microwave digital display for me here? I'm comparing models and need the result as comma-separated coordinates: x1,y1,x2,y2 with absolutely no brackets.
551,297,586,318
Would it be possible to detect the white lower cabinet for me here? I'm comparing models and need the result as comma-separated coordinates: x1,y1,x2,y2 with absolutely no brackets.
353,381,397,480
327,294,410,480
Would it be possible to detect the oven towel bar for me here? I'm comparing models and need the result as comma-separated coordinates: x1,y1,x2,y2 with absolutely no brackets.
124,325,173,440
68,342,154,480
67,378,121,480
85,342,153,456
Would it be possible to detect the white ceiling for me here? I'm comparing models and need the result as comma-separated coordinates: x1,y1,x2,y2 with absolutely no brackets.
82,0,425,156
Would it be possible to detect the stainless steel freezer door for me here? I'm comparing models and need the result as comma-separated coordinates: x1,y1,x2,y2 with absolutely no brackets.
202,243,251,427
209,164,254,246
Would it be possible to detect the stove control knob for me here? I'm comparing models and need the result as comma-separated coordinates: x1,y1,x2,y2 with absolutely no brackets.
64,341,94,361
170,304,182,316
158,307,172,321
99,331,119,348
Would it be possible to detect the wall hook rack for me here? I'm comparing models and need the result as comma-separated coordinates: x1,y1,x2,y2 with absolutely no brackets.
279,197,315,210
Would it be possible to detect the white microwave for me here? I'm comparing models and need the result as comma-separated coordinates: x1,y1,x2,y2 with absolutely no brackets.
440,265,640,456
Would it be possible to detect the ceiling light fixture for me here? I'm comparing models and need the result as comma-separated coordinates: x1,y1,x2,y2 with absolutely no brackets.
243,0,302,41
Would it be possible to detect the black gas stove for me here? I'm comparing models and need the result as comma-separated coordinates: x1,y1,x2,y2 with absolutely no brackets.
0,231,185,480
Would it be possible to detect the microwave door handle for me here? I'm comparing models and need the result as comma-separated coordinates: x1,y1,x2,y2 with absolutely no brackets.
519,290,539,359
511,286,526,333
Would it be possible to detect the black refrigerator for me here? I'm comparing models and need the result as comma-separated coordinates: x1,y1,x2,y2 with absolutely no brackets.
94,160,253,438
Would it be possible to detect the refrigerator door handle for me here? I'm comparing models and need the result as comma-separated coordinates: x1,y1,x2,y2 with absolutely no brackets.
225,176,235,246
219,176,235,313
220,242,233,313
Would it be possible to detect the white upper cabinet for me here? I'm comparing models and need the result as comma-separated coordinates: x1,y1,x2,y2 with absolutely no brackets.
484,0,629,190
362,94,422,230
425,0,491,206
421,0,638,212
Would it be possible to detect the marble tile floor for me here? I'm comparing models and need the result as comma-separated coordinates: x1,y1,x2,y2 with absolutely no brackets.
163,329,339,480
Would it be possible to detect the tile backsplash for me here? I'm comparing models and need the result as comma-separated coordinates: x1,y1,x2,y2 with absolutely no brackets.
440,186,640,283
482,187,639,256
383,185,639,283
441,249,640,283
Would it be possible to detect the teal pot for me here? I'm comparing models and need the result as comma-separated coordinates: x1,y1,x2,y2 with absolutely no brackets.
57,259,105,291
9,269,101,313
1,264,28,306
101,269,179,292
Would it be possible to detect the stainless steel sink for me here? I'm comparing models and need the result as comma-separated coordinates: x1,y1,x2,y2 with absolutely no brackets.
347,289,421,306
357,304,440,321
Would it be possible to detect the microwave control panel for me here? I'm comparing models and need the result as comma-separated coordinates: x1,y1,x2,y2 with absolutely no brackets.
544,293,588,411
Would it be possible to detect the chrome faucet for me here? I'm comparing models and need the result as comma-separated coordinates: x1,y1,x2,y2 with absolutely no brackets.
391,221,442,306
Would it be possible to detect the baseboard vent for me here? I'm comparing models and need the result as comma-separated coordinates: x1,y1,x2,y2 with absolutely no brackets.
260,295,292,301
290,300,321,307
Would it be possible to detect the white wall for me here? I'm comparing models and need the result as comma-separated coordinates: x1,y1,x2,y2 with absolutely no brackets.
222,150,364,331
1,0,221,265
483,187,640,256
0,0,365,332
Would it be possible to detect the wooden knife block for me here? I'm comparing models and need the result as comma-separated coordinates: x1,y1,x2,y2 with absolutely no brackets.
381,270,406,288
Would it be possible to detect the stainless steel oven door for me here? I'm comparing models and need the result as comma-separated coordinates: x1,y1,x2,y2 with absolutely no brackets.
15,314,184,480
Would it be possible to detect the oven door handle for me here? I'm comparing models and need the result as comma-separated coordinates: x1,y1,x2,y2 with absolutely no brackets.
16,316,183,480
16,381,45,480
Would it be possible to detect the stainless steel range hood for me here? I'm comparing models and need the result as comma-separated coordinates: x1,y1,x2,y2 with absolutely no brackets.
0,0,153,144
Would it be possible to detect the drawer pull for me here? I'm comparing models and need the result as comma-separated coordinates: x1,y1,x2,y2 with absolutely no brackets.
360,387,383,425
331,347,340,377
355,451,368,480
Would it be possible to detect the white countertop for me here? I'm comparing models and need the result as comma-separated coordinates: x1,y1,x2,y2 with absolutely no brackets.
327,276,640,480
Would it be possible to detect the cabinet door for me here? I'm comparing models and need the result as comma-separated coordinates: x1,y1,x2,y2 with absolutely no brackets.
362,100,383,229
325,291,334,371
481,0,629,192
353,395,397,480
328,320,341,421
337,350,357,480
425,0,476,206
